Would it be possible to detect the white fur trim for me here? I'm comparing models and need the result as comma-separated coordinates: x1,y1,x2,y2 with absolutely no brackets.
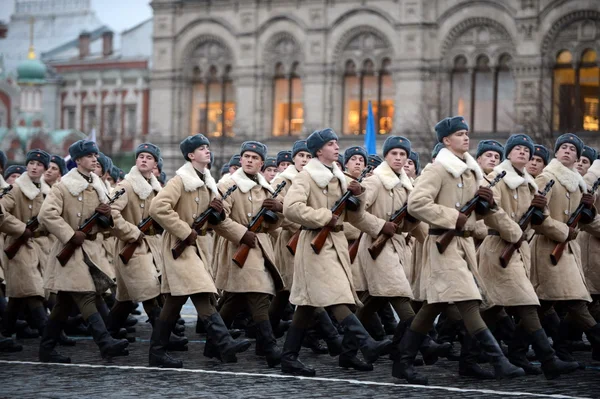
373,161,413,191
60,169,109,203
0,175,8,189
230,167,274,194
435,148,483,184
125,166,162,200
493,159,538,191
587,159,600,179
14,172,49,200
218,173,231,184
303,158,348,191
278,164,299,182
175,162,219,195
544,159,586,193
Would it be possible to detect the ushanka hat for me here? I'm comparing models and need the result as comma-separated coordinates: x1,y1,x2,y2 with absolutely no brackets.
109,165,120,182
97,152,113,175
431,142,444,159
240,141,267,161
68,140,99,161
229,154,241,168
276,151,292,166
476,140,504,160
25,149,50,169
554,133,584,158
136,142,161,162
533,145,550,165
435,116,469,143
409,151,420,174
344,146,368,166
0,150,7,170
383,136,411,157
504,134,534,160
4,165,25,179
292,140,310,158
262,157,277,171
180,134,210,162
368,155,383,168
581,145,597,163
50,155,67,176
307,128,338,156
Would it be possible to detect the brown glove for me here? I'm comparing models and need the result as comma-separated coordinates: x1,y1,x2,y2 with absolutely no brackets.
380,221,397,237
567,227,578,242
20,228,33,241
210,198,224,214
184,230,198,246
477,186,494,206
348,181,363,196
455,212,468,231
95,203,111,217
327,214,339,228
240,230,257,248
582,193,595,208
262,198,283,212
531,194,547,210
69,231,87,247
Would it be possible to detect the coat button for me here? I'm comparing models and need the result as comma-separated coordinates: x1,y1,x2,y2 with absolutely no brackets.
564,210,569,215
566,193,570,199
247,213,252,217
140,203,145,208
389,192,393,197
511,212,515,217
77,212,81,217
28,204,32,209
387,211,392,216
323,189,327,194
192,214,196,218
248,196,252,201
78,196,82,201
195,197,199,203
458,183,463,188
513,194,518,200
455,202,461,208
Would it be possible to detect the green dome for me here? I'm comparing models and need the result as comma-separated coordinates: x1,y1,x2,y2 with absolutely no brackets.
17,58,46,83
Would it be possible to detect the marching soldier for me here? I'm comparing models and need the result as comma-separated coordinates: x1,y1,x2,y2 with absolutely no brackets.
276,151,293,173
476,140,504,174
404,151,419,180
38,139,129,363
149,134,251,368
281,128,391,377
576,145,596,176
43,155,67,187
530,134,600,362
5,165,25,185
397,117,524,385
527,145,550,178
261,157,278,183
215,141,285,368
218,155,240,184
477,134,579,379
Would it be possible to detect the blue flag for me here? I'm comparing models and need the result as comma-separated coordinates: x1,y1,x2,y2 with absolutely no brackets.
364,101,377,155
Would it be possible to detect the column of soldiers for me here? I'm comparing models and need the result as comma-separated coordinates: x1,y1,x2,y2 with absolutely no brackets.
0,116,599,385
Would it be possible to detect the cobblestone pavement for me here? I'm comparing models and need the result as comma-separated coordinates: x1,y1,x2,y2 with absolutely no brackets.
1,302,598,399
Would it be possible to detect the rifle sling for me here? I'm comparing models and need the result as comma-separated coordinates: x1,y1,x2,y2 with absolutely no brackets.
302,225,344,233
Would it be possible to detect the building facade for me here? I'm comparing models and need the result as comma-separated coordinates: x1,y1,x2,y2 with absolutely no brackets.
148,0,600,172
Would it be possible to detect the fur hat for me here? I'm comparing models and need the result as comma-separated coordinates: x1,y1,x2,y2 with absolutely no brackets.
136,142,161,162
180,134,210,162
158,172,167,185
292,140,310,158
229,155,241,168
262,157,277,171
50,155,67,176
97,153,113,175
504,134,534,160
241,141,267,161
68,140,99,161
554,133,584,159
431,142,444,159
109,165,120,182
383,136,411,157
368,155,383,168
0,150,7,170
307,128,338,156
276,151,292,166
581,145,597,163
533,145,550,165
476,140,504,160
435,116,469,143
409,151,420,174
344,146,368,166
4,165,25,179
26,149,50,169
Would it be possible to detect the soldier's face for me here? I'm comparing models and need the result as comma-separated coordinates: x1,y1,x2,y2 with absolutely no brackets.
44,162,61,184
27,160,46,181
136,152,157,174
241,151,263,175
443,130,469,155
555,143,578,168
316,140,339,165
404,159,416,178
576,156,592,176
188,145,211,167
508,145,530,170
477,150,501,173
261,166,277,183
526,155,545,177
229,165,239,174
293,151,311,172
152,165,160,177
278,161,291,172
77,153,98,173
6,173,21,184
345,155,365,177
385,148,408,174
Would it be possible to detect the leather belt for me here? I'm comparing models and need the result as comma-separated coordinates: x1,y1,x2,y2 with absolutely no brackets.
86,233,100,241
428,228,472,238
303,225,344,233
145,226,159,236
101,231,113,239
32,231,49,238
487,230,501,236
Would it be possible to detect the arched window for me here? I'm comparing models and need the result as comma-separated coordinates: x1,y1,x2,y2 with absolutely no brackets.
474,55,494,132
552,50,577,132
580,49,599,131
272,62,304,136
451,55,471,121
496,54,515,132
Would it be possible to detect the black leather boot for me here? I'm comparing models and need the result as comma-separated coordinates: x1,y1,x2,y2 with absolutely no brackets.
0,337,22,352
196,316,206,334
87,312,129,359
474,329,525,379
203,313,251,363
391,328,428,384
378,302,398,336
16,321,39,339
148,307,188,351
29,306,48,333
340,314,392,363
494,316,516,347
507,325,541,375
541,312,575,362
339,330,373,371
272,319,291,339
58,330,77,346
363,312,386,341
458,333,494,379
389,317,411,360
420,335,451,365
256,320,282,367
39,319,71,363
149,319,182,368
301,327,328,354
529,328,579,380
584,323,600,361
281,326,316,376
314,310,343,356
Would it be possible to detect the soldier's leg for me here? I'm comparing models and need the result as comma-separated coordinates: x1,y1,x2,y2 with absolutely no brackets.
1,297,24,336
378,301,399,335
191,293,250,363
268,290,291,338
245,293,281,367
218,292,248,328
39,292,74,363
506,306,542,375
25,296,48,333
149,293,188,368
481,306,515,349
107,300,135,337
311,307,342,356
357,292,386,341
281,305,317,376
71,292,129,359
589,295,600,321
563,300,600,360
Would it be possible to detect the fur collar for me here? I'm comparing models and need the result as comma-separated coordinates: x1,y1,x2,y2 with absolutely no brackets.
125,166,162,200
0,175,8,189
15,172,50,200
544,158,587,193
218,173,231,184
373,161,413,191
60,168,109,203
279,164,299,182
230,167,273,194
435,148,483,184
175,162,218,195
303,158,348,191
587,159,600,179
493,159,537,191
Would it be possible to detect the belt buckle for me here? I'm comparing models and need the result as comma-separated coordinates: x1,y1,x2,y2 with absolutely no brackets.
463,231,471,238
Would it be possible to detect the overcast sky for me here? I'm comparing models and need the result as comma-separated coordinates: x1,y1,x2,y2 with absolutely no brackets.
0,0,153,33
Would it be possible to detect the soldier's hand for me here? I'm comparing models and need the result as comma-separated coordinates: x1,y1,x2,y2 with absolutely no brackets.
348,181,363,196
380,221,397,237
240,230,257,248
477,186,494,205
95,204,111,217
327,214,339,228
20,228,33,241
184,230,198,245
531,194,547,210
455,212,468,230
69,231,86,247
210,198,224,214
582,193,595,208
567,227,578,242
262,198,283,212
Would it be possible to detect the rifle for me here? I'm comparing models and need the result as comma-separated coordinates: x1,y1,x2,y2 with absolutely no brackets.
436,171,506,254
348,233,362,263
310,166,372,254
56,188,126,266
0,185,12,198
118,216,163,265
171,184,238,260
550,177,600,265
498,179,555,268
232,181,287,268
368,202,408,260
4,216,39,259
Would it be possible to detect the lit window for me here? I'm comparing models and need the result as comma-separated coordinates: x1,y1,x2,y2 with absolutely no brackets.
190,65,236,137
272,62,304,136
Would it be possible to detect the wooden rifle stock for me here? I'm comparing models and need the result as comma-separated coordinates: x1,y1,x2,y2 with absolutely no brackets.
232,181,287,268
436,171,506,254
368,203,408,260
550,177,600,265
498,179,555,268
310,166,372,254
171,184,238,260
5,216,40,259
286,229,300,255
118,216,156,264
56,188,125,266
348,233,362,263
